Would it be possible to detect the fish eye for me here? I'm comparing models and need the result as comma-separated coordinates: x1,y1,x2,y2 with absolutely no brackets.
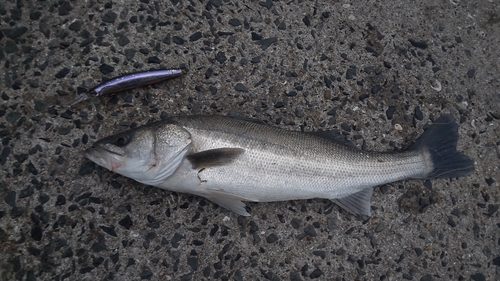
115,135,129,147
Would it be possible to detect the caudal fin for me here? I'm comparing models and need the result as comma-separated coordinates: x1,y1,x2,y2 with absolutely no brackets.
410,115,474,179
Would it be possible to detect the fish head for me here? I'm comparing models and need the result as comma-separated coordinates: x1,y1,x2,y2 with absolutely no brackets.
85,123,192,185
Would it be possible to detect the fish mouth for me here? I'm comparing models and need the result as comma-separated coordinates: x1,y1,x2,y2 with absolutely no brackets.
84,146,123,171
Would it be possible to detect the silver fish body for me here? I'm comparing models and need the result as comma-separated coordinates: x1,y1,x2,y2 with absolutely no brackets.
84,115,474,216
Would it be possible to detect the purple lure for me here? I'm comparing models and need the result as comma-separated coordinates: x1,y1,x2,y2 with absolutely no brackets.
70,69,184,106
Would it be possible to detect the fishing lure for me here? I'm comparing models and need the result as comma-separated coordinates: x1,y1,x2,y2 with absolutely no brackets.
70,69,184,106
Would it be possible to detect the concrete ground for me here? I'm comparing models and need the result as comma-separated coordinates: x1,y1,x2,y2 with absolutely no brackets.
1,0,499,280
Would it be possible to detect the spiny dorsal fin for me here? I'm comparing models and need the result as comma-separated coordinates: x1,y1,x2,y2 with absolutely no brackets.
307,130,357,149
187,148,245,169
232,115,357,148
227,115,267,125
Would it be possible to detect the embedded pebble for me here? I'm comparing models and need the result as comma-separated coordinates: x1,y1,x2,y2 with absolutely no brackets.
386,106,396,119
234,83,248,92
118,215,133,230
408,39,428,49
346,68,356,79
78,161,95,176
256,37,277,50
4,191,17,207
430,79,442,92
214,52,226,64
467,69,476,78
19,186,34,198
55,195,66,206
266,233,279,243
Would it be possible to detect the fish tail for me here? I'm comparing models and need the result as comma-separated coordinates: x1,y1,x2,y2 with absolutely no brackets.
410,115,474,179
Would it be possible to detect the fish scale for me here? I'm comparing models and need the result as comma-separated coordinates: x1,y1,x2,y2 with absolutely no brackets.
169,116,427,201
85,114,474,216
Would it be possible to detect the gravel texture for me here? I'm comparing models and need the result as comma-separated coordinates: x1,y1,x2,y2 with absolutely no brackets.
1,0,499,280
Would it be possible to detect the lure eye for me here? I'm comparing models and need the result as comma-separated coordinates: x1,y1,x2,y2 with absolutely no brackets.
115,135,130,147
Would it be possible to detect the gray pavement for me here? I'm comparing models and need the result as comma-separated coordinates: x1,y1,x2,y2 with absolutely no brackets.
1,0,499,280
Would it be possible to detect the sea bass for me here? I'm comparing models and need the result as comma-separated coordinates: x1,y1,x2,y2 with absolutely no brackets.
84,115,474,216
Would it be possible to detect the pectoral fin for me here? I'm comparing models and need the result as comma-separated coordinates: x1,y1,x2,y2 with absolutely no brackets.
187,148,245,169
332,187,373,216
204,190,253,216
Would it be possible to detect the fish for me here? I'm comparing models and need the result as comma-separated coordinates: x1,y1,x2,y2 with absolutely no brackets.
84,114,474,216
70,69,184,106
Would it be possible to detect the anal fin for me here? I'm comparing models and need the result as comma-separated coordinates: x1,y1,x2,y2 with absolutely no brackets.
332,187,373,216
204,190,254,216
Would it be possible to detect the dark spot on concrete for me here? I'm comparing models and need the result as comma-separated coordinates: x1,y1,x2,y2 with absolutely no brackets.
55,67,70,78
259,0,273,9
90,235,107,252
303,16,311,27
386,106,396,119
266,233,278,243
234,83,248,92
303,224,317,237
19,186,34,198
470,273,486,281
324,76,332,88
172,36,185,45
55,195,66,206
110,252,119,264
118,215,133,230
408,39,428,49
414,106,423,120
215,51,227,64
4,191,16,207
78,161,95,176
189,32,202,41
309,268,323,279
485,177,495,186
118,35,130,46
126,258,135,267
485,204,499,216
228,18,241,26
171,232,184,248
79,266,94,274
69,20,82,32
3,26,28,39
256,37,277,50
57,1,73,16
99,63,114,74
187,256,198,270
31,226,42,241
10,206,24,218
467,68,476,78
312,250,326,259
346,68,356,79
102,11,117,23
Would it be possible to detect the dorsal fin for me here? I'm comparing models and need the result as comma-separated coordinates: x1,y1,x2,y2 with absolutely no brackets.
228,115,357,148
227,115,267,125
307,130,357,149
